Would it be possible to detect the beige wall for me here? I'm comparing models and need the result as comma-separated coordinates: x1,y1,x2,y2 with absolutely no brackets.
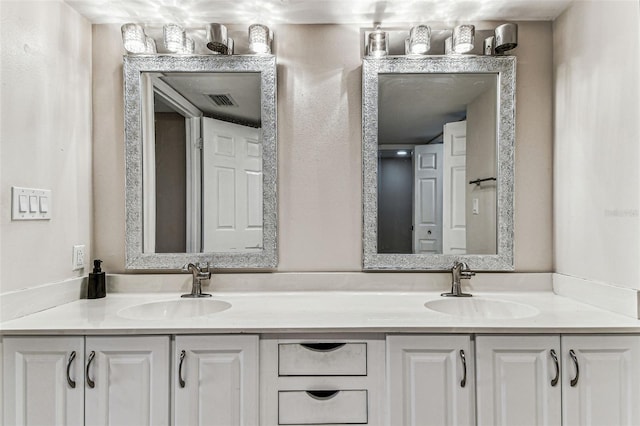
466,80,497,254
93,22,553,273
0,0,92,293
553,1,640,289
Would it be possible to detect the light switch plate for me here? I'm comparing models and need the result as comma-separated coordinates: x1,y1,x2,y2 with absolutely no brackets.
11,187,52,220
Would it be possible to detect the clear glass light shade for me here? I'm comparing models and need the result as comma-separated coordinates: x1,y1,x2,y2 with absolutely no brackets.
121,24,146,54
452,24,475,53
407,25,431,55
249,24,272,54
164,24,185,53
144,37,157,54
368,28,388,57
206,23,229,54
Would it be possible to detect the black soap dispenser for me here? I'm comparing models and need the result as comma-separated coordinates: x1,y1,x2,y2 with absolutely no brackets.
87,259,106,299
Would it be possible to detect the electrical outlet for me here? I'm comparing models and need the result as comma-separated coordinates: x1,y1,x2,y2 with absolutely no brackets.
72,245,86,271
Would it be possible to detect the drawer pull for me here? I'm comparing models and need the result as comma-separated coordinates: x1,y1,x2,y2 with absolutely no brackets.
66,351,76,389
178,350,186,388
300,343,346,352
569,349,579,387
459,350,467,388
306,390,340,400
550,349,559,387
86,351,96,388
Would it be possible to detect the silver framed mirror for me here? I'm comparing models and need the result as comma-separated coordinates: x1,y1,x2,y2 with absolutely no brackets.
362,56,515,270
124,55,277,269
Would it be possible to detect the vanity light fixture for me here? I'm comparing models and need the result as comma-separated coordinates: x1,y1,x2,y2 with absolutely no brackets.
494,23,518,54
121,23,147,54
406,25,431,55
248,24,272,54
206,23,229,54
368,26,389,57
444,36,453,55
452,24,475,54
182,37,195,54
163,24,186,53
483,36,495,55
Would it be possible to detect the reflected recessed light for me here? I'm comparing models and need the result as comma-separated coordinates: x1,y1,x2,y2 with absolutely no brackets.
397,150,408,156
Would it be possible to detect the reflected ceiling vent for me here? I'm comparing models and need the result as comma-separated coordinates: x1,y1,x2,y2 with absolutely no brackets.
207,94,238,107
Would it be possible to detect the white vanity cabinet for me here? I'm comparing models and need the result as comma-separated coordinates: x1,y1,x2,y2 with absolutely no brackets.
173,335,259,426
386,335,474,426
475,335,562,426
3,336,85,426
561,335,640,426
85,336,170,426
3,335,170,426
476,334,640,426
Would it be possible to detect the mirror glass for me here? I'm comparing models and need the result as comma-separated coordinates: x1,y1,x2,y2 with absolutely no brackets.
377,73,497,255
124,56,277,270
143,71,262,254
362,57,515,270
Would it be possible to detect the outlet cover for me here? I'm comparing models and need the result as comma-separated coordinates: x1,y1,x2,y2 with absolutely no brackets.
72,245,86,271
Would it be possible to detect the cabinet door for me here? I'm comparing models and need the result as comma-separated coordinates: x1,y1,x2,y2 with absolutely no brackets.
387,335,474,426
562,335,640,426
476,335,561,426
85,336,170,426
3,336,84,426
174,335,259,426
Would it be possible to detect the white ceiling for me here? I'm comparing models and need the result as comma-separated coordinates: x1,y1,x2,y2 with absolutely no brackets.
65,0,572,25
378,73,496,145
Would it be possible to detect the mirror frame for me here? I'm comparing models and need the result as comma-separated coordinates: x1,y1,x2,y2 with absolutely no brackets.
362,56,516,270
123,55,277,270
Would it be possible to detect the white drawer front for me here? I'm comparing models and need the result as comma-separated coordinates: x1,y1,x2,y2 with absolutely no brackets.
278,343,367,376
278,390,368,425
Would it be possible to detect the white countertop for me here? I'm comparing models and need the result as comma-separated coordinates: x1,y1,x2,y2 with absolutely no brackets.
1,290,639,335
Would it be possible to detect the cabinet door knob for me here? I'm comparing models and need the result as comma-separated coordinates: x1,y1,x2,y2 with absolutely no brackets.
86,351,96,388
66,351,77,389
550,349,559,387
569,349,579,387
459,349,467,388
178,350,186,388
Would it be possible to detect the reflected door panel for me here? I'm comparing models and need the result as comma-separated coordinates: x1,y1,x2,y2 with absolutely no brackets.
202,117,262,252
442,121,467,255
414,144,443,253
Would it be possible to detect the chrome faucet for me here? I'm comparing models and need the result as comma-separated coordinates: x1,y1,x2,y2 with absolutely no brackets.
442,261,475,297
181,262,212,298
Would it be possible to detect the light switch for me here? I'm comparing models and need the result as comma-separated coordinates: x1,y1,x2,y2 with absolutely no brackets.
18,195,28,212
472,198,480,215
39,196,49,213
29,196,38,213
11,187,52,220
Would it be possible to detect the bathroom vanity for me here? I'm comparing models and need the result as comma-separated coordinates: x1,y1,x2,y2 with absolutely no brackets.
2,288,639,426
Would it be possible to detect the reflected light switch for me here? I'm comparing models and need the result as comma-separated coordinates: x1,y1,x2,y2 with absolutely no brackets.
472,198,479,215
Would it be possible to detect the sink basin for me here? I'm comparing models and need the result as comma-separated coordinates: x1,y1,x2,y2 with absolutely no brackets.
117,299,231,320
424,298,539,319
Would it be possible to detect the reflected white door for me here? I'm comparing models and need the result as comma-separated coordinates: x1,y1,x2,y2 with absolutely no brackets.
414,144,443,253
442,121,467,254
202,118,262,252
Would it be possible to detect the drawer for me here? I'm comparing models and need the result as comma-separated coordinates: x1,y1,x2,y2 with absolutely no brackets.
278,342,367,376
278,390,368,425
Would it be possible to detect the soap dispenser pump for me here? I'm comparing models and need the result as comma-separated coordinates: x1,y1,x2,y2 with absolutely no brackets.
87,259,106,299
